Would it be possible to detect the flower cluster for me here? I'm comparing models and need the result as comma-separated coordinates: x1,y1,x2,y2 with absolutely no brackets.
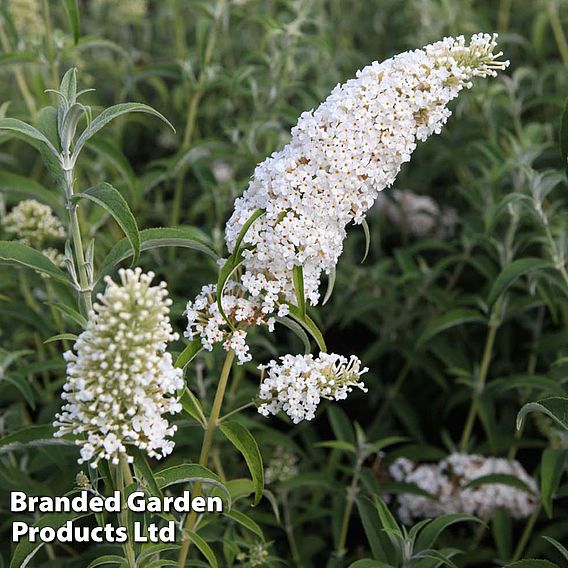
236,542,270,567
257,353,368,423
2,199,65,248
224,34,508,316
184,280,288,364
54,268,184,467
265,446,299,484
389,453,538,524
375,189,457,239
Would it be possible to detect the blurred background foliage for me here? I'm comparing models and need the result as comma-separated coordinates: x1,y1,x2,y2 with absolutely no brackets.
2,0,568,566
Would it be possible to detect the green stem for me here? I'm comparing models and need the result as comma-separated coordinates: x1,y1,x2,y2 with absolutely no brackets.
117,457,137,568
498,0,513,32
459,306,500,452
177,349,235,568
282,490,302,567
0,26,37,118
64,169,93,314
335,456,363,562
41,0,59,89
511,504,541,562
548,0,568,65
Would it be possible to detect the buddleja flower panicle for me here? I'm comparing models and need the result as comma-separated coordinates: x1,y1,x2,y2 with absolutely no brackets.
257,352,368,423
390,453,538,523
54,268,184,467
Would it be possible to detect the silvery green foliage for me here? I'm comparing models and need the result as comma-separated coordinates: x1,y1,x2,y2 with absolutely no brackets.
54,268,183,467
389,453,538,523
257,352,368,423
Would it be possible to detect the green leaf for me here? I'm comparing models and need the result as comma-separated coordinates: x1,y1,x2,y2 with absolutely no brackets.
0,118,59,156
230,208,264,256
504,561,559,567
179,388,207,427
315,440,357,453
0,52,38,67
542,536,568,562
374,495,402,536
540,448,566,518
361,218,371,263
462,474,536,496
274,315,311,354
488,258,553,307
322,267,336,306
328,405,355,444
154,464,231,508
88,138,136,192
415,513,481,551
10,512,91,568
0,171,64,217
185,530,218,568
0,241,70,284
561,96,568,175
62,0,80,44
96,227,217,281
216,208,264,325
356,498,394,563
517,397,568,431
219,421,263,506
85,555,125,568
73,103,174,158
417,309,485,345
74,182,140,265
131,448,164,500
292,264,306,317
287,304,327,352
492,507,512,560
46,301,87,328
349,561,391,568
0,425,74,454
43,333,78,344
223,509,264,539
175,339,203,370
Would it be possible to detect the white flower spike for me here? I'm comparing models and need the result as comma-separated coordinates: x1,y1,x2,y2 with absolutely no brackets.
54,268,184,467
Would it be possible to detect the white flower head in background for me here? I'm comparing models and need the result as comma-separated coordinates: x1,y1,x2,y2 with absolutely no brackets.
2,199,65,249
257,352,368,423
224,33,508,315
389,453,538,524
265,446,299,484
375,189,457,239
54,268,184,467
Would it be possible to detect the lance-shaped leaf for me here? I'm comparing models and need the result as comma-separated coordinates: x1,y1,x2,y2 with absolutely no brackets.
73,103,174,159
185,530,218,568
287,304,327,353
462,474,536,495
361,218,371,263
175,339,203,370
10,512,91,568
292,264,306,317
540,448,566,518
417,308,485,346
217,208,264,326
487,258,553,307
62,0,80,44
154,464,231,509
517,397,568,431
219,421,263,505
0,118,59,157
96,227,217,282
0,171,65,216
0,241,70,284
73,182,140,265
0,424,74,454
